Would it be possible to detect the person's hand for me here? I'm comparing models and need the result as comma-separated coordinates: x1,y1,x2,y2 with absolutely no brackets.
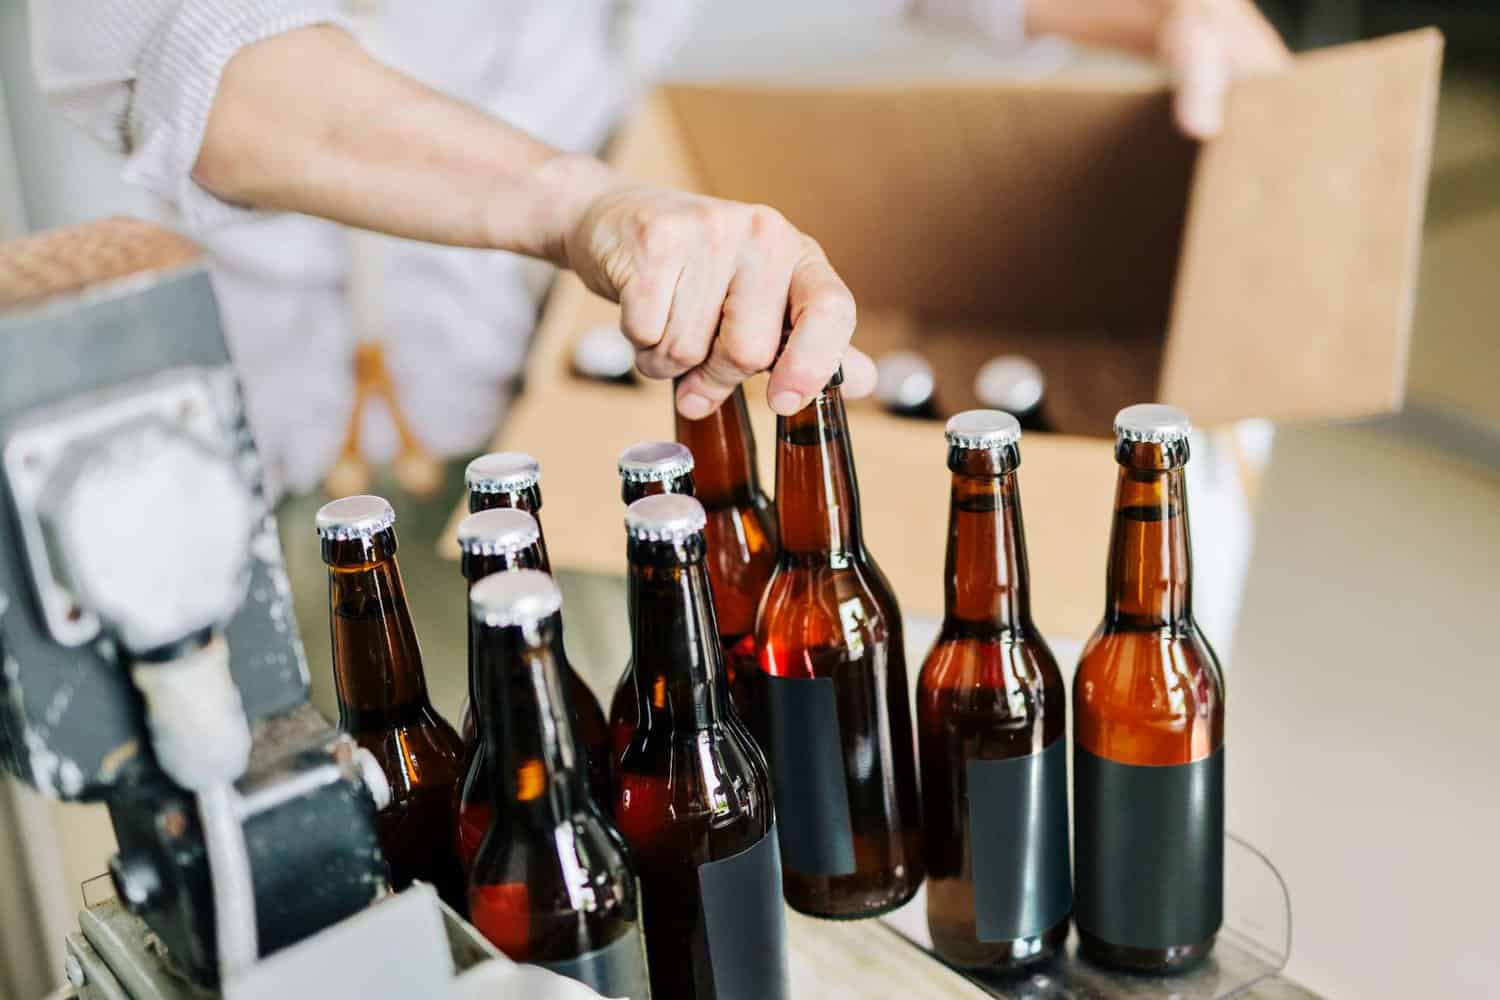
1153,0,1290,138
558,178,876,419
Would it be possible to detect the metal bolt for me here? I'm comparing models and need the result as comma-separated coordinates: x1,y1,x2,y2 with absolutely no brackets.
65,953,85,986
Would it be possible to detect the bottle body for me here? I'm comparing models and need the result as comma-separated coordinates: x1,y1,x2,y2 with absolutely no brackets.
614,497,789,1000
467,576,649,999
677,386,777,724
1073,422,1225,973
322,518,466,910
753,382,923,918
917,419,1069,969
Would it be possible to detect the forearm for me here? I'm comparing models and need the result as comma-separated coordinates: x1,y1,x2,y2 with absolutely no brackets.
193,26,616,263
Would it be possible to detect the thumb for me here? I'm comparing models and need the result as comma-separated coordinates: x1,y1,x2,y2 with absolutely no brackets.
1162,13,1230,139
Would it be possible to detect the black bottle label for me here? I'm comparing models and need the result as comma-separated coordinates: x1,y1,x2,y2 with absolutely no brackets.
1074,745,1225,949
966,735,1072,942
697,824,790,1000
542,922,651,1000
762,674,856,875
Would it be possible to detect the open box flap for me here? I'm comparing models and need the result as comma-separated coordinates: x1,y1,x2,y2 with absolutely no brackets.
1161,29,1443,427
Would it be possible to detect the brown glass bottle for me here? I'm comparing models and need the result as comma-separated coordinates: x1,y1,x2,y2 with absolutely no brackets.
467,571,650,999
676,386,777,726
317,495,466,910
614,494,788,1000
463,452,611,811
454,508,546,872
917,411,1070,970
753,369,923,919
1074,405,1225,974
608,441,696,763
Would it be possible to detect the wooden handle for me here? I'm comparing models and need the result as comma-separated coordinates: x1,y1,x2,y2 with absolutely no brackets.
0,217,202,313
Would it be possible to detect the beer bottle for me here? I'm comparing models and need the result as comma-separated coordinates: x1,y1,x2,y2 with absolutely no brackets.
609,441,696,760
454,507,545,870
317,495,466,909
468,570,650,999
754,368,923,918
465,452,552,569
463,451,611,811
675,385,777,727
917,411,1070,970
874,349,938,419
1074,404,1225,973
615,494,788,1000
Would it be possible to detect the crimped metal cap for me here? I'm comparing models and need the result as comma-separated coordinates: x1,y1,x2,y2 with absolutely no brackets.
1114,404,1192,443
618,441,694,484
470,569,562,628
875,350,935,411
572,325,637,380
974,355,1044,415
316,495,395,540
945,409,1021,450
625,493,706,542
465,452,540,494
457,508,540,556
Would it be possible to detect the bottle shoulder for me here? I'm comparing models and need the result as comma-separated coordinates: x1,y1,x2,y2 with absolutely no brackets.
758,553,901,635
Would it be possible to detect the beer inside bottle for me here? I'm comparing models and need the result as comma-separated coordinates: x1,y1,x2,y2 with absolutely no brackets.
317,495,466,910
753,368,923,918
676,385,777,727
454,508,546,871
462,452,611,812
614,494,788,1000
467,570,650,1000
917,411,1070,969
1074,404,1225,973
609,441,696,762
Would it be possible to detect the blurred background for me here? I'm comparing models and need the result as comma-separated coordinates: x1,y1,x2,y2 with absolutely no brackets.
1,1,1497,998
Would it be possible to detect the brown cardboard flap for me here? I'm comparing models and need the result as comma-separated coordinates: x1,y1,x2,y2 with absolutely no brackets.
1161,29,1443,426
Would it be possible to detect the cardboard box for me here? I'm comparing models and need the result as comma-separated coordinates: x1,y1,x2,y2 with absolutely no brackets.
455,30,1442,640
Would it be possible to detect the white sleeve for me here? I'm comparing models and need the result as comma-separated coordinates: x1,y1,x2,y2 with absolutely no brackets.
30,0,353,229
907,0,1028,52
611,0,705,90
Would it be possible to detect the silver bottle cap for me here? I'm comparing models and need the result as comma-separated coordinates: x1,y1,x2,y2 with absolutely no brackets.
974,355,1045,415
465,452,540,494
945,409,1021,450
1114,404,1192,443
874,350,936,412
618,441,695,484
469,569,562,629
315,495,395,540
625,493,707,542
572,325,637,381
457,508,540,557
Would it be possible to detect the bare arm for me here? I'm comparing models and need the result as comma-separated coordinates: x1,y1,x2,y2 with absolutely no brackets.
194,26,871,417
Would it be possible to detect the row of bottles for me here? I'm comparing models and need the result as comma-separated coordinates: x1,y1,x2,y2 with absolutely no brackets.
316,378,1223,997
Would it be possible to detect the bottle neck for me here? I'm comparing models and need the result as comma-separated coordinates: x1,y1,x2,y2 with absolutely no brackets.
775,386,862,559
475,614,585,823
943,455,1031,631
627,537,731,733
469,488,551,573
1104,443,1193,629
621,471,695,506
679,386,763,508
461,543,545,586
325,531,432,728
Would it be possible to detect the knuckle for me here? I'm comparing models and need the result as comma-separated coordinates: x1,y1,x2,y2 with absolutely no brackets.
807,288,856,329
665,339,704,370
724,338,775,375
747,204,789,241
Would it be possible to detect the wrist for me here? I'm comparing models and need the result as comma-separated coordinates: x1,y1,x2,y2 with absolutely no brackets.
508,153,622,267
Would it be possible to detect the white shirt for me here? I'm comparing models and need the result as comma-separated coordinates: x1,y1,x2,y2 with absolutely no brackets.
30,0,1026,496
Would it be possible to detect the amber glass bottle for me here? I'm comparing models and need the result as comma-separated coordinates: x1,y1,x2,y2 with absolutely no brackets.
753,369,923,919
454,508,546,871
676,386,777,725
1074,404,1225,974
917,411,1070,970
463,452,610,809
615,494,788,1000
609,441,696,762
467,570,649,999
317,495,466,910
